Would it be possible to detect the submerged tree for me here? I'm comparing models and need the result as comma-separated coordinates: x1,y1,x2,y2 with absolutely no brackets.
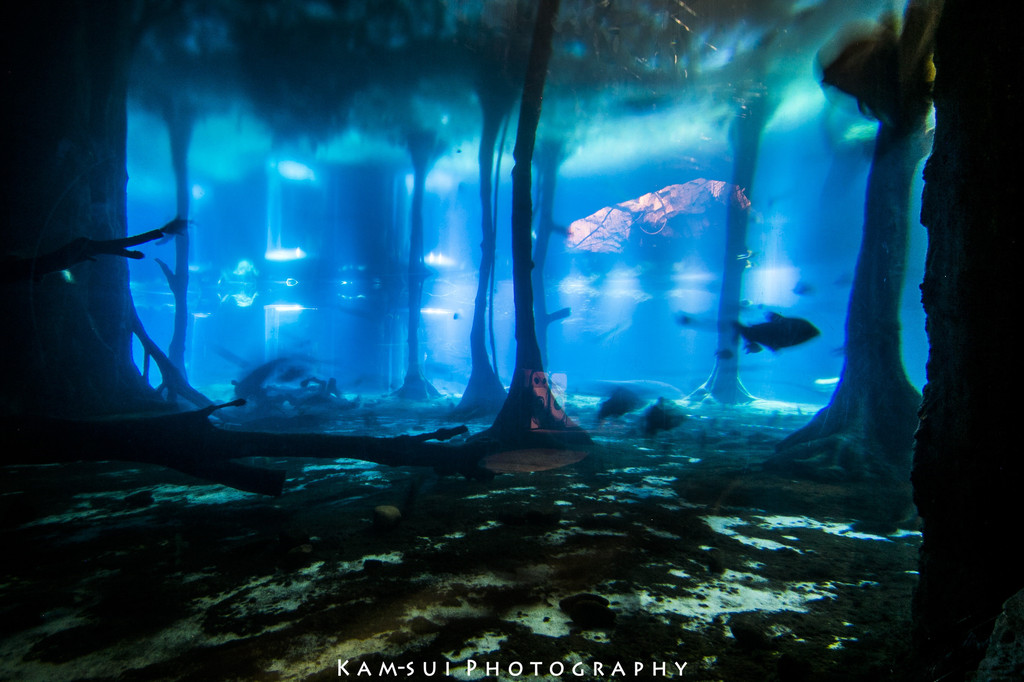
911,0,1022,677
131,2,236,395
531,137,572,367
688,0,892,404
768,0,941,482
453,23,527,417
690,85,769,404
2,0,165,417
393,128,445,400
480,0,588,457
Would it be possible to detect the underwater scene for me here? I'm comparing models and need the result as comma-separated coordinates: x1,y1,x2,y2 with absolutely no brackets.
3,0,943,679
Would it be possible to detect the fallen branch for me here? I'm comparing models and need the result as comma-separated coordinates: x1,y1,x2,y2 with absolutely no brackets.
2,219,188,283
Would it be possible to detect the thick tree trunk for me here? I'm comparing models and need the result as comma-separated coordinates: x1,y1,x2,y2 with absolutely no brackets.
911,0,1022,677
394,131,441,400
770,118,926,482
2,0,155,417
455,83,514,417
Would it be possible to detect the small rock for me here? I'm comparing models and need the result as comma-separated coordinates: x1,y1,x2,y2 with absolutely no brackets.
777,653,813,682
973,588,1024,681
728,616,772,650
559,593,616,629
122,490,154,509
278,529,311,552
408,616,442,635
373,505,402,532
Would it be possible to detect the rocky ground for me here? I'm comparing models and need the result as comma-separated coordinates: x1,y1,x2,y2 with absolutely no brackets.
0,396,920,681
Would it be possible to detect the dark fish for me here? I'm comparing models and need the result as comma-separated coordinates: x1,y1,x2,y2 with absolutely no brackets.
232,358,290,399
792,281,815,296
735,312,820,353
232,357,311,399
155,217,190,245
643,397,687,436
715,348,735,360
736,313,819,353
598,387,644,421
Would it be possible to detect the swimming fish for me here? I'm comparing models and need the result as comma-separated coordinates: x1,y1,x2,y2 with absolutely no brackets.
735,312,820,353
597,387,645,421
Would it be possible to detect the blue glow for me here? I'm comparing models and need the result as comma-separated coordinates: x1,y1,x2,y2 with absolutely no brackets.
265,247,307,262
276,160,316,181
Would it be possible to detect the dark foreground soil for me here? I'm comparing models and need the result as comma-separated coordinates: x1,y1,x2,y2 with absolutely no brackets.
0,396,920,681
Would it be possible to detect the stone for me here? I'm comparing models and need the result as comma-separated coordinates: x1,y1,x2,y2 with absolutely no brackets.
373,505,402,532
971,588,1024,682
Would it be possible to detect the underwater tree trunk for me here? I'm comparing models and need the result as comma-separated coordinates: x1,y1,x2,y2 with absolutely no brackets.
770,120,926,481
911,0,1022,677
484,0,587,453
693,92,767,404
166,102,192,375
158,98,194,387
394,130,442,400
455,80,515,417
2,0,156,417
532,138,571,368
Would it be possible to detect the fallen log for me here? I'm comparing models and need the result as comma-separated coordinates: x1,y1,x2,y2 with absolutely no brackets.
1,401,498,496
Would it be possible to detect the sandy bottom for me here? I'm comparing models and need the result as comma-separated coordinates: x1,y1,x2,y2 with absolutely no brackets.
0,396,920,681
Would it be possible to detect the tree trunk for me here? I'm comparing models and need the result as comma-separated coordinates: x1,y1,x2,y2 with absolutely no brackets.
693,92,767,404
455,82,514,417
532,138,571,368
484,0,588,454
2,0,155,417
911,0,1022,677
161,99,194,382
769,115,926,482
393,130,442,400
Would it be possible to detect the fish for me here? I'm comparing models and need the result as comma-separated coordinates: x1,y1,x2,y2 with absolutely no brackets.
792,280,815,296
598,387,645,421
154,217,190,245
231,356,312,399
643,397,687,436
735,312,820,353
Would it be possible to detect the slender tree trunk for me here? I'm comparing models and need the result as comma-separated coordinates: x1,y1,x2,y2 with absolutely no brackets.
693,93,767,404
394,130,441,400
532,138,571,368
456,83,513,416
161,99,193,382
485,0,587,452
911,0,1022,677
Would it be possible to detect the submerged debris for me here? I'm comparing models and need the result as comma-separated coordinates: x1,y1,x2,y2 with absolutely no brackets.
643,397,687,435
